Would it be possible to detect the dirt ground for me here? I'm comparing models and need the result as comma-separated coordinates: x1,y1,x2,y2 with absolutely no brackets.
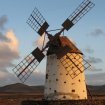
0,92,43,105
0,93,105,105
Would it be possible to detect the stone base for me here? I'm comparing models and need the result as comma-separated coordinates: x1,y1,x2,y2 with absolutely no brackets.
21,99,105,105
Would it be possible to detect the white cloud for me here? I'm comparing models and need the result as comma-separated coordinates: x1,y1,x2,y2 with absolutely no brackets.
6,30,19,51
0,71,8,78
25,70,45,86
0,30,45,86
0,71,20,86
0,30,20,86
0,69,45,86
0,30,20,70
86,73,105,85
0,32,10,42
35,33,47,50
0,15,46,87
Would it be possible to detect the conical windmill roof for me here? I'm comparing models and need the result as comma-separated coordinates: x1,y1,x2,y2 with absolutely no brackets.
59,36,83,54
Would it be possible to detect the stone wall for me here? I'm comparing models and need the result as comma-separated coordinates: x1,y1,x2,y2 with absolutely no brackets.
22,99,105,105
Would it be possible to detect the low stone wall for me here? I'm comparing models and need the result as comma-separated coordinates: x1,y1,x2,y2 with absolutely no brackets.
22,99,105,105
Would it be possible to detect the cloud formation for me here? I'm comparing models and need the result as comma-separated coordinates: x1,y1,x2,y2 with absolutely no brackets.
0,30,20,71
0,15,46,86
0,69,45,86
25,70,45,86
0,32,10,42
85,56,103,72
0,15,21,86
86,73,105,85
0,30,21,86
35,33,47,49
87,56,102,64
88,66,103,72
89,28,105,36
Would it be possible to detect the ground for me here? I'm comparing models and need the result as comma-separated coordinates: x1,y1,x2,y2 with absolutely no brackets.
0,92,43,105
0,93,105,105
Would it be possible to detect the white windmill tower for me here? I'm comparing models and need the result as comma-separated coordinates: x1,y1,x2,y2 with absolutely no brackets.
44,36,88,100
12,0,95,101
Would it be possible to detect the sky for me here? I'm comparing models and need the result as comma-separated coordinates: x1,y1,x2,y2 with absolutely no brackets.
0,0,105,86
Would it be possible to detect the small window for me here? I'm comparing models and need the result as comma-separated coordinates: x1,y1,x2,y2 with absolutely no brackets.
78,79,81,82
63,96,66,99
46,74,48,79
54,90,57,93
72,89,75,92
64,81,66,83
56,79,58,81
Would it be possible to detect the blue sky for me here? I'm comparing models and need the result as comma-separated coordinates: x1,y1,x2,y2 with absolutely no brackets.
0,0,105,86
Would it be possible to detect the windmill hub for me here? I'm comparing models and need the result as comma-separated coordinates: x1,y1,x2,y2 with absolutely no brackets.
47,36,82,59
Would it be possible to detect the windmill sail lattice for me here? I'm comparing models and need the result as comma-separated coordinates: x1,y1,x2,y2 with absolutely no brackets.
60,53,91,79
62,0,95,30
12,47,45,83
27,7,49,36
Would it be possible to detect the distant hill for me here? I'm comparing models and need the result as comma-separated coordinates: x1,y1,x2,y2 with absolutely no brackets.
0,83,105,95
0,83,44,93
88,85,105,95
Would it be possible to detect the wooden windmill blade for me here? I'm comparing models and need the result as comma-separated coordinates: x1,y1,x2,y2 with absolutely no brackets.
56,36,91,79
62,0,95,31
60,53,91,79
51,0,95,60
12,47,45,83
26,7,49,36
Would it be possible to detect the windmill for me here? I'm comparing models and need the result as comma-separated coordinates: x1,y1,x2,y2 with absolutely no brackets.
12,0,95,101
